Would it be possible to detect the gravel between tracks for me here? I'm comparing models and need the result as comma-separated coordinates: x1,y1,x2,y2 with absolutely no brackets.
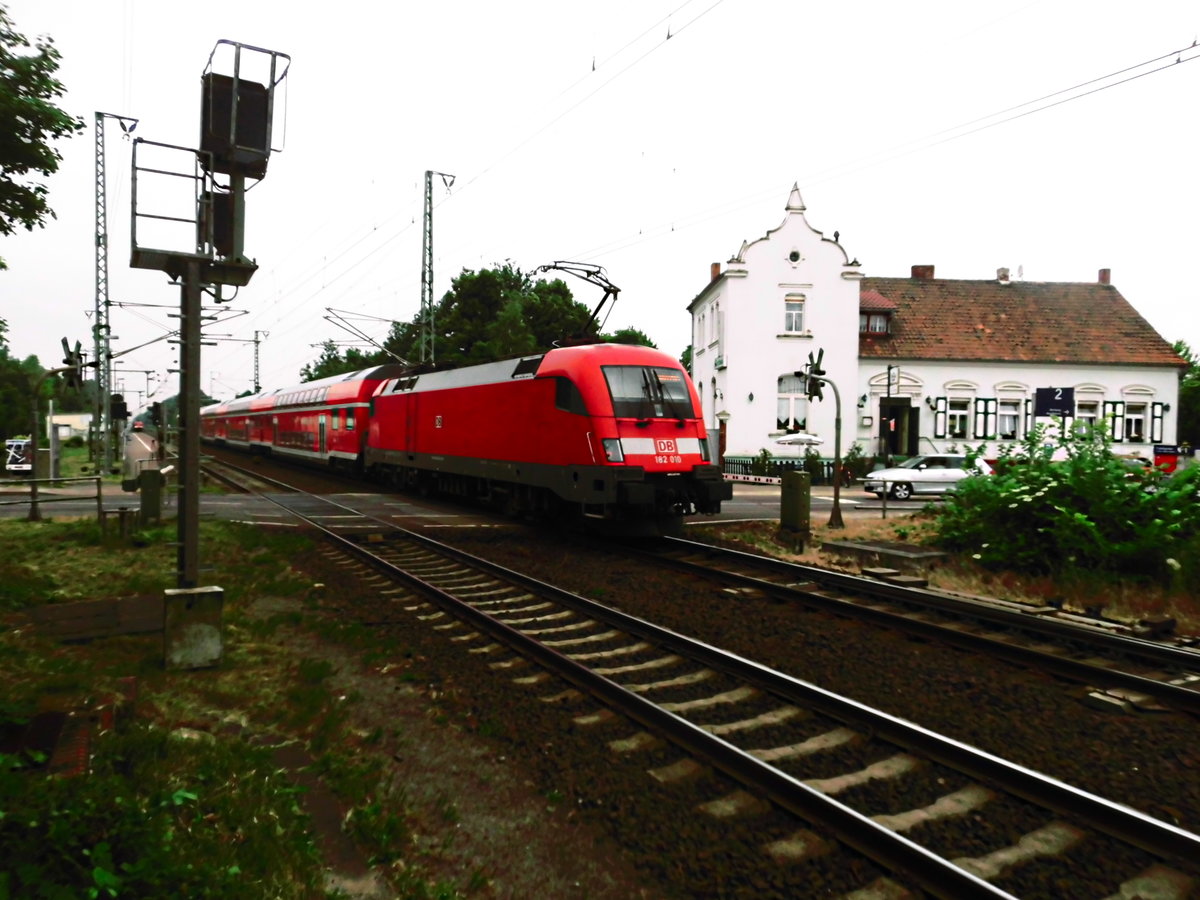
289,523,1200,899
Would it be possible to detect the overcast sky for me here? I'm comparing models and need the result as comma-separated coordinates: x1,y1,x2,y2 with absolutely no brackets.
3,0,1198,408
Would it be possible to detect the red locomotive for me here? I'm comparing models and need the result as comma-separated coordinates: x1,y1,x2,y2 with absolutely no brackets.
201,344,730,530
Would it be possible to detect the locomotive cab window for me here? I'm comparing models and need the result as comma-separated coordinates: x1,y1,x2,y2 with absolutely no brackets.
554,377,588,415
603,366,696,419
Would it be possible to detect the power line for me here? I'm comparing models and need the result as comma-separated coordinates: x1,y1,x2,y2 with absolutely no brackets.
568,39,1200,262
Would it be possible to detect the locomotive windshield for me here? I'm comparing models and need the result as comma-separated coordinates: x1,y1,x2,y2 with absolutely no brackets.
603,366,696,419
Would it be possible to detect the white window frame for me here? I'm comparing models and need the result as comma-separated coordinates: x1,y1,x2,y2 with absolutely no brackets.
776,373,808,432
998,400,1021,440
1124,402,1147,443
947,399,970,440
783,294,805,334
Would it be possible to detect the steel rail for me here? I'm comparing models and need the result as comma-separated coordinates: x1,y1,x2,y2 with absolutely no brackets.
252,490,1200,875
663,536,1200,669
646,538,1200,716
205,475,1200,876
258,496,1011,899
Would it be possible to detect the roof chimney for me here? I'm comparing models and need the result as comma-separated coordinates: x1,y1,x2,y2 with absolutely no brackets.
997,267,1010,284
911,264,935,279
710,262,721,282
1098,268,1111,285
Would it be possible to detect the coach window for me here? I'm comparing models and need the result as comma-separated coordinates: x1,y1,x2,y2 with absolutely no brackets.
345,409,355,431
332,411,340,430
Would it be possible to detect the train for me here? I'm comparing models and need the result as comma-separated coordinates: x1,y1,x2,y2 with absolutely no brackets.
200,343,731,531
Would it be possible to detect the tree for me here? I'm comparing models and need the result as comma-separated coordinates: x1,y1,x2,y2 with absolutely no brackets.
299,341,388,382
299,263,662,381
602,327,655,348
0,5,85,270
1174,339,1199,449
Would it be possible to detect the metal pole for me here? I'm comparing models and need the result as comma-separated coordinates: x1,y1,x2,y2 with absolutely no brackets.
177,259,203,587
827,378,845,528
27,382,42,521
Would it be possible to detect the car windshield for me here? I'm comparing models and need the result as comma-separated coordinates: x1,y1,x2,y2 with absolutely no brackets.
603,365,696,419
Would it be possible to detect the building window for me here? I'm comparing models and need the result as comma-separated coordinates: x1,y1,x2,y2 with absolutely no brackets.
859,313,889,334
998,400,1021,440
777,373,807,432
1124,403,1146,442
1075,400,1099,434
948,399,969,439
784,295,804,333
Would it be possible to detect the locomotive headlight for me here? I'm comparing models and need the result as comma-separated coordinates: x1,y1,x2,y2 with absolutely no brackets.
602,438,624,462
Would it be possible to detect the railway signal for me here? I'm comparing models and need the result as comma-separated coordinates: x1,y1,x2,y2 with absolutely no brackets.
60,337,85,390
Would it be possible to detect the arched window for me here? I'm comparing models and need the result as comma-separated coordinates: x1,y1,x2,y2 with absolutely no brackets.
776,373,807,432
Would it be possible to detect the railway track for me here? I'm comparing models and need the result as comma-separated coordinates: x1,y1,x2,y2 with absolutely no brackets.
199,459,1200,898
621,536,1200,718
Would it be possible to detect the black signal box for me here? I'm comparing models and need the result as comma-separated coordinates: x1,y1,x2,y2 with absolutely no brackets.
200,72,270,178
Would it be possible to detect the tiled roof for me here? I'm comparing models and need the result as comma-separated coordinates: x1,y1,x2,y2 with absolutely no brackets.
858,276,1186,367
859,289,898,311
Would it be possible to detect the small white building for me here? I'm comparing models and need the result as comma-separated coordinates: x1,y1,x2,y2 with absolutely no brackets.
688,186,1186,465
49,413,93,440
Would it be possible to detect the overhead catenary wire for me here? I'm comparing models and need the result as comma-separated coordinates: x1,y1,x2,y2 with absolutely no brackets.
210,18,1198,389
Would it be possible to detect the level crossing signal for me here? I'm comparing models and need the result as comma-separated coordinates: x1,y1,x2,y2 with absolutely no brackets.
798,348,826,401
60,337,85,390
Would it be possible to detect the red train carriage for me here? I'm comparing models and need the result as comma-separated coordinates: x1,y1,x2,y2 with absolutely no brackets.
201,365,409,469
365,343,730,526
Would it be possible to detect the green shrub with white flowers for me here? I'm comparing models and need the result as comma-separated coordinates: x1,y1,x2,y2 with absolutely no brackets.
935,424,1200,584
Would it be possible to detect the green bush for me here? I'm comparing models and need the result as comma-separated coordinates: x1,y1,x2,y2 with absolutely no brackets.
803,447,824,483
842,442,867,479
935,426,1200,581
749,448,772,476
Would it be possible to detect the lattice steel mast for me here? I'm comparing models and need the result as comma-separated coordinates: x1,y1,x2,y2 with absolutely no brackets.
419,170,454,364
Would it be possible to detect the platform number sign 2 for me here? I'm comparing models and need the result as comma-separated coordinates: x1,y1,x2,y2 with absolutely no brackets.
1034,387,1075,418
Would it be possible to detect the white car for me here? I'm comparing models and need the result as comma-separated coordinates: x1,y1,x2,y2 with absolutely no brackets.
863,454,993,500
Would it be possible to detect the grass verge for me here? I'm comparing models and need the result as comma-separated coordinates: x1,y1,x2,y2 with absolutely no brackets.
0,517,471,899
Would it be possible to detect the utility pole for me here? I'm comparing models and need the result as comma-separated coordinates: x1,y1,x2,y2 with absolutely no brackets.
94,111,138,472
419,170,454,364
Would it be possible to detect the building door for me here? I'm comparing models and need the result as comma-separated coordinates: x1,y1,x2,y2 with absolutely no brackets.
878,398,918,458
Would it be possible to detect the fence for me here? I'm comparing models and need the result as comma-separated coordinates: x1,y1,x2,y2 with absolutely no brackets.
722,456,844,484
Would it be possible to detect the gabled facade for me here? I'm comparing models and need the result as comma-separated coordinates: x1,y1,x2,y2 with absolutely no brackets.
688,187,1186,463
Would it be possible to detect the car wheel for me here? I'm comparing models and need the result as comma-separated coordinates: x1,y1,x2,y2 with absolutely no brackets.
890,482,913,501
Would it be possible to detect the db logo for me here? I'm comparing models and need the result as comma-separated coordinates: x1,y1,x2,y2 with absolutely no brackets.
655,439,676,453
